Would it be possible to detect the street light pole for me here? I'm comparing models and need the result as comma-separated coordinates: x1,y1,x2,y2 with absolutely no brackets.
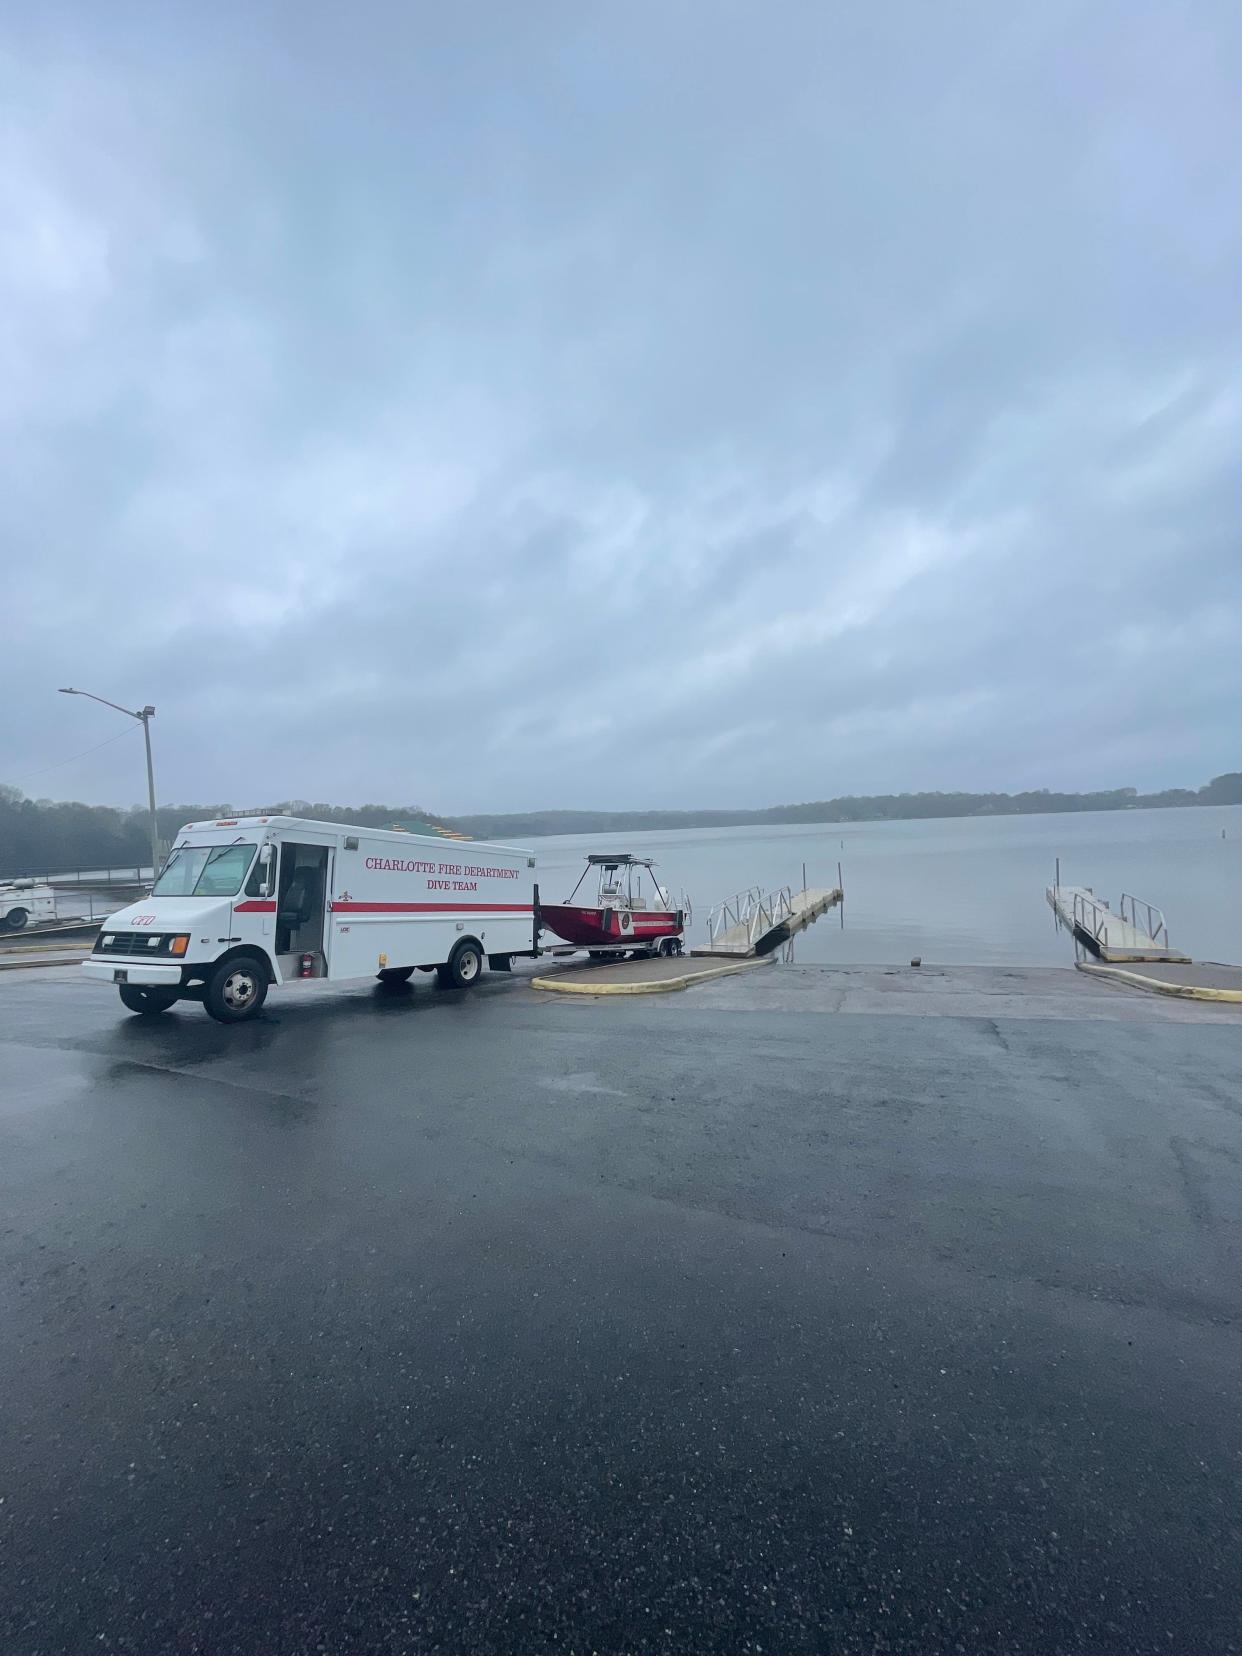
58,688,162,884
139,706,159,884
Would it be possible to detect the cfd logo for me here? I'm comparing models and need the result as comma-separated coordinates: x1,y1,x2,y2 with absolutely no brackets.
130,914,156,926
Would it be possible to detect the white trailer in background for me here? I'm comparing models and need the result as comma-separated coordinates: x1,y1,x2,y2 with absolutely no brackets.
81,816,538,1022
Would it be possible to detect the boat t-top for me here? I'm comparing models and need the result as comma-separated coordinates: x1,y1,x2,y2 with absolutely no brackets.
539,854,689,956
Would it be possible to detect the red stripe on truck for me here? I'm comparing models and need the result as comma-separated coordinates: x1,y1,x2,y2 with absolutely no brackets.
232,899,533,916
333,902,533,914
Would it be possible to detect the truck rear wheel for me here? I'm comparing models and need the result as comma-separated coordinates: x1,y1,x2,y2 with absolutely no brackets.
204,954,269,1023
4,907,28,931
437,939,483,989
118,985,178,1015
377,966,415,984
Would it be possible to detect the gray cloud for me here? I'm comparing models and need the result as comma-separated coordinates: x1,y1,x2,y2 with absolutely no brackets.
2,1,1240,812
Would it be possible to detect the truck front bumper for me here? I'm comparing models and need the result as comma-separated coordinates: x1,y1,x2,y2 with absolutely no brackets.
81,959,184,989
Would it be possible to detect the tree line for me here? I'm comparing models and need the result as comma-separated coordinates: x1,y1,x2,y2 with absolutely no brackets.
444,775,1242,839
2,773,1239,876
0,789,448,876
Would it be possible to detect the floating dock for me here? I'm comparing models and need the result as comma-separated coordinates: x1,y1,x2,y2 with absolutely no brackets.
698,885,843,957
1047,884,1190,964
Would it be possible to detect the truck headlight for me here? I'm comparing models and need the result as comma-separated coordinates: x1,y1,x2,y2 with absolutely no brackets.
170,935,190,956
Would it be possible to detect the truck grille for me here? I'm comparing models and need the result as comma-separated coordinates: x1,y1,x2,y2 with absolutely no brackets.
93,932,182,958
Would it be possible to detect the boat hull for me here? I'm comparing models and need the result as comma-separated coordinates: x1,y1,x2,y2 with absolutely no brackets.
539,902,683,949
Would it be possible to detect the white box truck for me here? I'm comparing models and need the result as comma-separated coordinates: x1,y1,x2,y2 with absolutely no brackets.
82,815,538,1022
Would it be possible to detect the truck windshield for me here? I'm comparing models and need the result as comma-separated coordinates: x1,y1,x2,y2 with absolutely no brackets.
152,843,257,898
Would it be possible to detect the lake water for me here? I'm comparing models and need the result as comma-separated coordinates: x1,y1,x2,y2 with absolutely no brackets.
530,806,1242,967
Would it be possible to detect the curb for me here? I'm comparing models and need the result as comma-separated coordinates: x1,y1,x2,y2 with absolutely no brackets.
531,957,773,996
0,939,94,954
1077,961,1242,1004
1,926,101,944
0,957,87,973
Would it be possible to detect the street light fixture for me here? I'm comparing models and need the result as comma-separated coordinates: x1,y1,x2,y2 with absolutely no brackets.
58,688,161,884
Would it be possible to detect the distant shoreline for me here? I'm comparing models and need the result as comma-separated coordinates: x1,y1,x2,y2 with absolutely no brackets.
3,775,1237,877
445,780,1241,840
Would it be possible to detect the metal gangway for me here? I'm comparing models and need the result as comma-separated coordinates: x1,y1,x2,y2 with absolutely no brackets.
703,882,843,956
705,886,792,955
1047,881,1189,964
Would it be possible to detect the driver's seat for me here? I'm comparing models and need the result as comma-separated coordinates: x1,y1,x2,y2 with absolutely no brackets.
279,868,319,931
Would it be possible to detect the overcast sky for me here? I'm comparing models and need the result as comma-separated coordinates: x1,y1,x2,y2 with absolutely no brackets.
2,2,1240,813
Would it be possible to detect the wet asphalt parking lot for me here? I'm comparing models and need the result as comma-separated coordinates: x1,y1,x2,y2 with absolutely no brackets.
3,963,1242,1654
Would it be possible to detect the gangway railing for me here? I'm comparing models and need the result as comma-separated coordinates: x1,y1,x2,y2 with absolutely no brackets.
706,885,794,953
706,886,761,948
1071,889,1112,948
1120,892,1169,948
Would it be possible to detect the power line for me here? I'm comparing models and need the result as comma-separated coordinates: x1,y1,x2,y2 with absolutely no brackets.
5,724,140,790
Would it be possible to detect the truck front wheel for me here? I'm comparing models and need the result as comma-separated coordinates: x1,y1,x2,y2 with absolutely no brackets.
437,940,483,989
118,985,179,1015
204,954,269,1023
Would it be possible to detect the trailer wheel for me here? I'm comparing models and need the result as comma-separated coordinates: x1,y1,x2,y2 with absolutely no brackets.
118,985,178,1015
4,907,28,931
437,939,483,989
204,954,269,1023
377,966,415,985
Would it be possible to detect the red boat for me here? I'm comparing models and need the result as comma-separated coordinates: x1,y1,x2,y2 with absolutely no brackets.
539,854,688,955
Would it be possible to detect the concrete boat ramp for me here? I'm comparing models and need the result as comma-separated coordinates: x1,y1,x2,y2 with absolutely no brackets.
5,952,1242,1653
